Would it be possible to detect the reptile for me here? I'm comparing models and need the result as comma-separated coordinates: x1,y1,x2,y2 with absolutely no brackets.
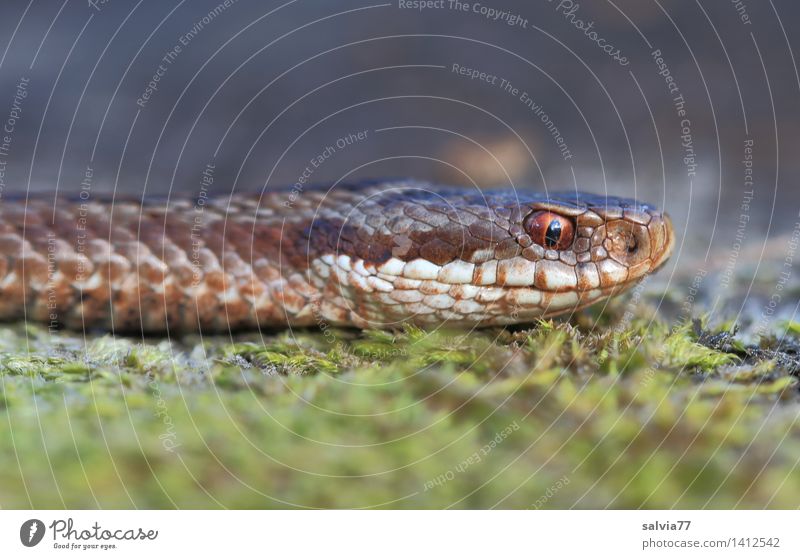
0,180,674,333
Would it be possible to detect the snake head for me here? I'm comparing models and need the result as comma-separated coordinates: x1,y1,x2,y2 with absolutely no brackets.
464,190,676,320
511,192,675,294
310,183,675,327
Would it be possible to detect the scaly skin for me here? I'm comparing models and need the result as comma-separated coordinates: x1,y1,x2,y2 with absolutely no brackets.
0,180,674,333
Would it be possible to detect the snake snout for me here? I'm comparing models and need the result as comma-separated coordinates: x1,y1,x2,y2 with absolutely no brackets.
599,209,674,282
649,212,675,273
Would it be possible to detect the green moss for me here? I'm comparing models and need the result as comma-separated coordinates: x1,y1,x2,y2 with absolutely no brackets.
0,304,799,509
225,341,341,376
662,323,739,371
781,320,800,337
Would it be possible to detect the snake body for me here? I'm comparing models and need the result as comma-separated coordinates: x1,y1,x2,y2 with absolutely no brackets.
0,180,674,333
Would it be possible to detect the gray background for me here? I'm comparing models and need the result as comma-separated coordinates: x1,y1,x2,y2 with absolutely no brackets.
0,0,797,259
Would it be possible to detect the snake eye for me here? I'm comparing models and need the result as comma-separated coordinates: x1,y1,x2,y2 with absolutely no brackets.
524,211,575,250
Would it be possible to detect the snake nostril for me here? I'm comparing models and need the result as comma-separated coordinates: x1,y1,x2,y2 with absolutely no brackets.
604,220,650,266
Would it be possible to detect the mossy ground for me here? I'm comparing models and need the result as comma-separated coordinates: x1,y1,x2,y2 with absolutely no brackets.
1,275,799,509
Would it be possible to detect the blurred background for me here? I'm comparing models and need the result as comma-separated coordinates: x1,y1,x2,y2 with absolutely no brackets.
0,0,798,271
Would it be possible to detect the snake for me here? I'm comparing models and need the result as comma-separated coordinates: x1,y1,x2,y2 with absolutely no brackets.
0,180,674,333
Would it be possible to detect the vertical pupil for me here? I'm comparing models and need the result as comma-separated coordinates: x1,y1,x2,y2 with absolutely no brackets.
545,219,562,248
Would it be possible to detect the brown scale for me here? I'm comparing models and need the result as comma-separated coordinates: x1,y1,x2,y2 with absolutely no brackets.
0,182,674,332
